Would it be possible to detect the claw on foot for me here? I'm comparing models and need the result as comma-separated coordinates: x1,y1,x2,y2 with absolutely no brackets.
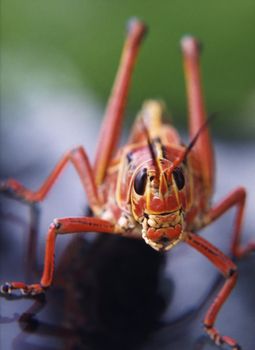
0,179,37,203
0,282,45,296
204,325,241,349
0,179,20,192
0,282,12,294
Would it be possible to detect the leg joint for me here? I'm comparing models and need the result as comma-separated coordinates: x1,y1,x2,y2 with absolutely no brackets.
203,322,212,329
70,145,83,155
52,219,61,230
228,268,237,278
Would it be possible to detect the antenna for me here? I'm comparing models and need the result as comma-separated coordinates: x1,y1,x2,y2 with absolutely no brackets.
140,118,160,173
171,112,217,170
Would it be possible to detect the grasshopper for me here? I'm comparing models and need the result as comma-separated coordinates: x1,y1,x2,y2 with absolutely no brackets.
1,18,254,349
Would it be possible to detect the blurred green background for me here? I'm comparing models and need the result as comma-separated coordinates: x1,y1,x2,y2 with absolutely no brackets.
1,0,255,138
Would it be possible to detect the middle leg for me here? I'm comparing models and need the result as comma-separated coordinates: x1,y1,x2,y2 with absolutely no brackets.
1,146,102,214
203,187,255,258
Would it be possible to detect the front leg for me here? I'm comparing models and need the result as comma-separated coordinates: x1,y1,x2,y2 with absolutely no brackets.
1,146,101,214
0,217,117,296
185,232,240,349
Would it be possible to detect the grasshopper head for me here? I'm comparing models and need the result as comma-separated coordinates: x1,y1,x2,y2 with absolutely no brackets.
127,102,211,251
130,158,187,251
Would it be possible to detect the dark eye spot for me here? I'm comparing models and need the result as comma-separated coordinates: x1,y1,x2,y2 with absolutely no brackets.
134,168,147,195
173,167,185,190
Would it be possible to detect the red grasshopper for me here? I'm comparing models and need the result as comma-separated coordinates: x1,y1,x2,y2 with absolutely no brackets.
0,18,254,349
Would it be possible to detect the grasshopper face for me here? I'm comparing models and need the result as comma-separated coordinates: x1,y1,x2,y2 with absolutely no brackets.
130,159,186,251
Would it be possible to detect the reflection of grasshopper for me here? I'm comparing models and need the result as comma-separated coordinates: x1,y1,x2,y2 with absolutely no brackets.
1,18,254,349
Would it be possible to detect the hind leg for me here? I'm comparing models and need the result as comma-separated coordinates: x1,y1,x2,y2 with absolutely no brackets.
93,19,146,185
181,36,214,197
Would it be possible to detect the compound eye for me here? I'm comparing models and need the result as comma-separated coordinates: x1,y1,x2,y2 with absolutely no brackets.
134,168,147,195
172,167,185,190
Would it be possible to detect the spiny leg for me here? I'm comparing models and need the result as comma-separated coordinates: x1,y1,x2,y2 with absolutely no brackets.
185,232,240,350
181,36,214,197
1,146,101,214
0,217,116,296
204,187,255,259
93,18,147,186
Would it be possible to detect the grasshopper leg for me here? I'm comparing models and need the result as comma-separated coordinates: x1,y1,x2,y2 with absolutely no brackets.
181,36,214,199
0,217,116,296
186,232,241,349
94,19,146,185
204,187,255,259
0,146,102,214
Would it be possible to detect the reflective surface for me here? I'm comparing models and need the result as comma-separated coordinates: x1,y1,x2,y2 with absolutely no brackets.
1,199,255,350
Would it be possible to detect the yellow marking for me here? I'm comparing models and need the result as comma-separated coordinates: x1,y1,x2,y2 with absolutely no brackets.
140,100,165,137
171,172,181,207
